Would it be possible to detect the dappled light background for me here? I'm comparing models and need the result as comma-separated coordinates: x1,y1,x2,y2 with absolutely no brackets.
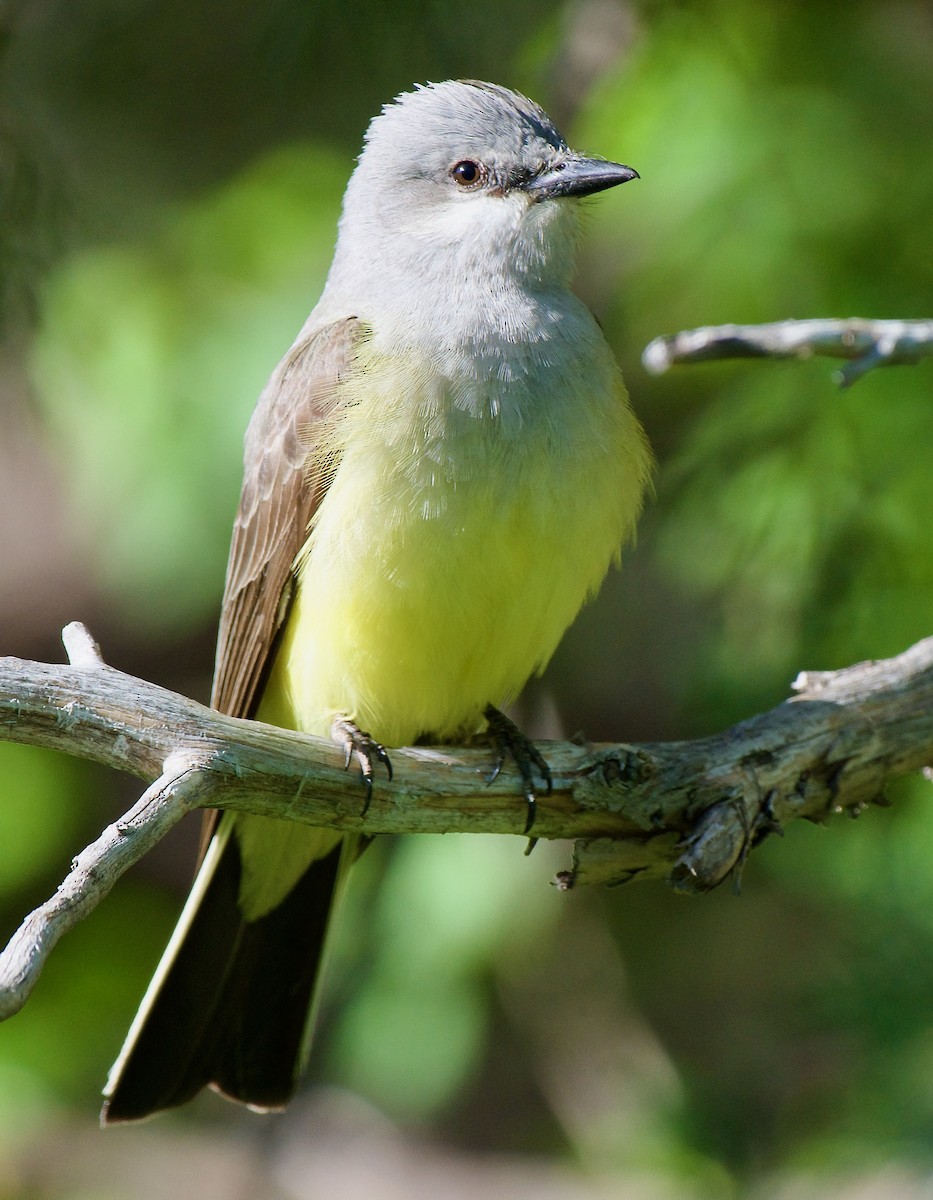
1,1,932,1196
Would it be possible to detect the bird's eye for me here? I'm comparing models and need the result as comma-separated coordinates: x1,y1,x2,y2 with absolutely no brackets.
450,159,484,187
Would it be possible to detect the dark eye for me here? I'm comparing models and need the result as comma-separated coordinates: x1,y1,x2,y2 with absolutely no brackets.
451,159,483,186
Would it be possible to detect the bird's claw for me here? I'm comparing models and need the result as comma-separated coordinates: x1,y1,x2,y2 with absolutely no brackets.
331,717,393,816
483,704,553,836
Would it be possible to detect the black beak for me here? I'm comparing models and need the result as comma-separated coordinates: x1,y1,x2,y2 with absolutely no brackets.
524,156,639,201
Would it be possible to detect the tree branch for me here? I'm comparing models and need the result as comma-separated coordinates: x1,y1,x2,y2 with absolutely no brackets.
1,623,932,1020
642,317,933,387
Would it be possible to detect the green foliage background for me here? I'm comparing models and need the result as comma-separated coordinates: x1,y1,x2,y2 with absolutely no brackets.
1,1,931,1196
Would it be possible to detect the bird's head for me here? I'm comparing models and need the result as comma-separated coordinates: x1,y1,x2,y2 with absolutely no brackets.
332,80,637,293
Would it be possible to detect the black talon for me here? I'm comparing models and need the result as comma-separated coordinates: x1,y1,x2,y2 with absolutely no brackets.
375,742,393,781
330,718,393,818
483,704,553,835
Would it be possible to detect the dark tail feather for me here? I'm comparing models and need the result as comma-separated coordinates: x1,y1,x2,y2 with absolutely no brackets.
101,824,344,1124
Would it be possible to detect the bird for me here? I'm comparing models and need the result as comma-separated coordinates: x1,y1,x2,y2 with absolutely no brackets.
101,78,652,1123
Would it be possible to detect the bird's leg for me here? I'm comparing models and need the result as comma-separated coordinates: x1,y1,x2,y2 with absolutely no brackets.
330,717,393,816
483,704,553,836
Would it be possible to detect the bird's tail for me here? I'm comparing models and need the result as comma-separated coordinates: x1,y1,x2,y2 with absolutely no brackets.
101,817,353,1124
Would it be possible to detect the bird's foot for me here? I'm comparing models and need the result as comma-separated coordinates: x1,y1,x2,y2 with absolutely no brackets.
483,704,552,836
331,717,393,816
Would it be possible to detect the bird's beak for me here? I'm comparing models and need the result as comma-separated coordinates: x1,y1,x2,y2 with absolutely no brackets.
524,156,639,201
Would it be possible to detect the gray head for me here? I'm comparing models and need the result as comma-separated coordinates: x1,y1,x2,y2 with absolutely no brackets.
324,80,637,302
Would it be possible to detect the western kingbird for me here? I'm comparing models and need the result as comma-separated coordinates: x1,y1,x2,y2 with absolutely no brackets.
102,79,651,1123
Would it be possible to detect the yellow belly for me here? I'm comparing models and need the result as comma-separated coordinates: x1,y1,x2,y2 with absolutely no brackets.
262,350,650,747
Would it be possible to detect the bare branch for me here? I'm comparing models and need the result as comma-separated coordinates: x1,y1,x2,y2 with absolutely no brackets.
642,317,933,387
1,624,932,1018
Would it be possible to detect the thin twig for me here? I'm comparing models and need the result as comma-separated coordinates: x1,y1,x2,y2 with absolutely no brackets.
62,621,106,668
642,317,933,387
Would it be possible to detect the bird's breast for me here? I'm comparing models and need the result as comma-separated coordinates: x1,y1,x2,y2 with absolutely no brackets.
265,330,649,746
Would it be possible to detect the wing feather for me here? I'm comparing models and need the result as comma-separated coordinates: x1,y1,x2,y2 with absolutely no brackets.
210,316,358,719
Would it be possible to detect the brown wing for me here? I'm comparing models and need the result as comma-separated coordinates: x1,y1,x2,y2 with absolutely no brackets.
198,316,358,857
211,315,358,719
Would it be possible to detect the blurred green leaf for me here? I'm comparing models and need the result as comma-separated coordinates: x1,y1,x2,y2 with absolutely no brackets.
330,835,561,1118
0,744,85,895
30,143,350,630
